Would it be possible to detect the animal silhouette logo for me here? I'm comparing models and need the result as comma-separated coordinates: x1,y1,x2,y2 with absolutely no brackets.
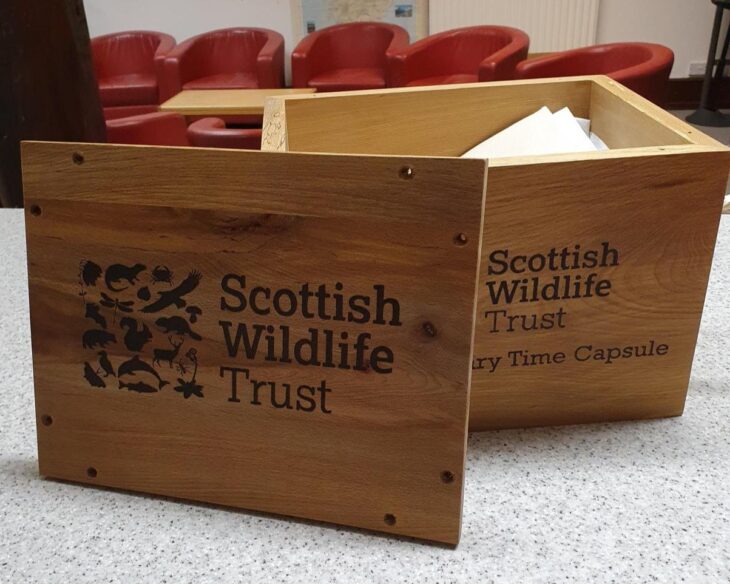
155,316,202,340
119,317,153,352
141,270,202,313
105,263,147,292
153,336,184,368
78,260,205,399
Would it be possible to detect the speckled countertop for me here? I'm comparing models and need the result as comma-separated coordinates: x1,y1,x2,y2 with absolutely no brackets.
1,209,728,583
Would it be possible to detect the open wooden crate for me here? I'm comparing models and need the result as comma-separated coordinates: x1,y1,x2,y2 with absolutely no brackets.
262,76,730,431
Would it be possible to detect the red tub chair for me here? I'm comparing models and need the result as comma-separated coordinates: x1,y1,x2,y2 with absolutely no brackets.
292,22,409,91
187,118,262,149
388,26,529,87
91,31,176,118
102,105,159,120
106,112,190,146
162,28,285,99
106,112,262,149
514,43,674,104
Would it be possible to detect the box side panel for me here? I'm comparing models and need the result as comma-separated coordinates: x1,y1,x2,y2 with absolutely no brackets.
22,142,487,544
264,77,721,157
20,142,481,226
592,77,724,149
276,81,592,157
471,151,729,430
589,80,697,149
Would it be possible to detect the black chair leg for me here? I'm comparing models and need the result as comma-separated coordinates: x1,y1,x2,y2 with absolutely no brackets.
687,2,730,127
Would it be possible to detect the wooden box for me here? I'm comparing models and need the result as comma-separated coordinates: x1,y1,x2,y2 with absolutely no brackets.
22,143,488,544
261,76,730,431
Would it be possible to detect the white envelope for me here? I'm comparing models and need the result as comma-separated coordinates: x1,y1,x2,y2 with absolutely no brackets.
462,106,604,159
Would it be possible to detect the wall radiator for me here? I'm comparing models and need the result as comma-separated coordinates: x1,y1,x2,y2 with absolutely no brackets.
428,0,601,52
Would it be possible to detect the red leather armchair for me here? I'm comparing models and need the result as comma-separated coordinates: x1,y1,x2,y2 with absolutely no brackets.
292,22,409,91
92,31,176,117
388,26,529,87
102,105,160,120
187,118,262,149
105,112,263,149
514,43,674,104
162,28,284,99
106,112,190,146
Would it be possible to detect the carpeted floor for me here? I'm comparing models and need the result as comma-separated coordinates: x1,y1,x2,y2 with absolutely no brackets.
0,208,728,583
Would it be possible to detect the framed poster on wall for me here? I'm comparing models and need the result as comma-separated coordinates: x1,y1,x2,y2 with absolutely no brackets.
291,0,429,42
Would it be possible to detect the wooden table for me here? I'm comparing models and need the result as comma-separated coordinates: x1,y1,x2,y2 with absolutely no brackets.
160,88,316,117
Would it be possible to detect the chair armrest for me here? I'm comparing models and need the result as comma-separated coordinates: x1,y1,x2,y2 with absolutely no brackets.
387,39,443,87
103,105,159,120
515,51,582,79
162,35,208,99
153,34,177,102
257,32,285,88
386,26,410,54
155,34,176,57
188,118,263,149
106,112,190,146
384,26,410,86
608,44,674,85
610,52,674,104
479,30,530,81
291,32,328,87
610,58,673,87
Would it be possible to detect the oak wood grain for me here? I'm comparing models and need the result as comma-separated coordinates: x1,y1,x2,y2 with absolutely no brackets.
262,76,730,431
470,150,728,429
22,142,487,544
159,88,316,116
269,79,592,157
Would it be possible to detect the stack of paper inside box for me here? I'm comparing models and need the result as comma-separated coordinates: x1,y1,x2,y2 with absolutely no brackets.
462,107,608,159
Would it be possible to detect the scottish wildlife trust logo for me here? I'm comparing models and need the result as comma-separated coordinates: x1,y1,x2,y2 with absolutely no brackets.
78,260,205,399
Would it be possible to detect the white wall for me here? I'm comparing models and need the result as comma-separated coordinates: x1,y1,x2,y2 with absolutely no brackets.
85,0,294,43
596,0,718,78
84,0,295,76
